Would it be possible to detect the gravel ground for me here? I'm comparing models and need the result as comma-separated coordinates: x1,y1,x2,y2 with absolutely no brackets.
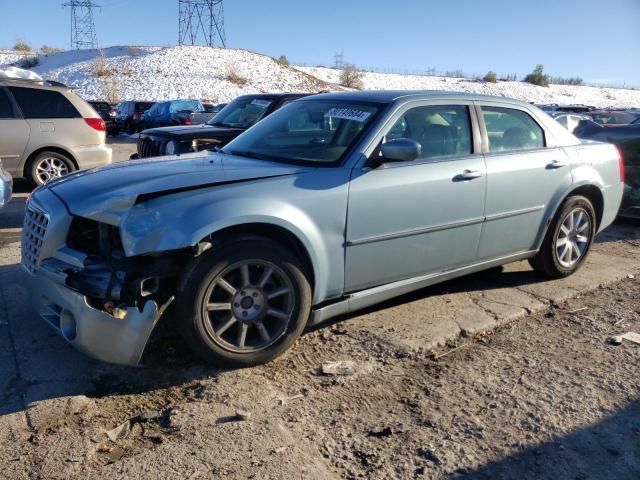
1,271,639,479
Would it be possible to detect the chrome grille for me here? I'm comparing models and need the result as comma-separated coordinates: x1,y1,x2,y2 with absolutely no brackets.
137,135,167,158
22,204,49,274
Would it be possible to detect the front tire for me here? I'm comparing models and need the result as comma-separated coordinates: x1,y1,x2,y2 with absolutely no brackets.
176,238,312,368
529,195,596,278
27,151,75,186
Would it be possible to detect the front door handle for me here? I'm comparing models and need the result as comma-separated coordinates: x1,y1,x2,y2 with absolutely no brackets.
547,160,568,169
455,169,483,181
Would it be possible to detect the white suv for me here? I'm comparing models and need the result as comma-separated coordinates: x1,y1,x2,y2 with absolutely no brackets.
0,77,112,185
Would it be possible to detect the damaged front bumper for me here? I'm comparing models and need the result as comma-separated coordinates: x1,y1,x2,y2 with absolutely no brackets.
22,187,167,366
26,269,164,366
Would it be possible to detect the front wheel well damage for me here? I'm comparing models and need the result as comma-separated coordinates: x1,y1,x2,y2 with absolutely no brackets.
202,223,316,290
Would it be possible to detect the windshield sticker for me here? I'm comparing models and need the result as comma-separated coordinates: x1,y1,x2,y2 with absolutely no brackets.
250,99,272,109
324,108,371,122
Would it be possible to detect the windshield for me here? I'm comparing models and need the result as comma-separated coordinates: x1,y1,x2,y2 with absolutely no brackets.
208,96,275,128
170,99,204,113
221,100,380,165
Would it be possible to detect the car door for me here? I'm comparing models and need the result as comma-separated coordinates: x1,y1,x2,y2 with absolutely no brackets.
345,102,486,292
0,86,30,176
476,103,573,260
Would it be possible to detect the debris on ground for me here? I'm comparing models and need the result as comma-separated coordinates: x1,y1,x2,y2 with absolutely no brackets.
96,443,113,453
105,420,131,442
321,360,358,375
368,426,394,438
235,409,252,421
608,331,640,346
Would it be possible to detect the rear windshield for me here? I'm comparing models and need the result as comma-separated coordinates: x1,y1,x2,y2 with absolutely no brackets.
209,96,275,128
135,102,154,112
170,99,204,113
91,102,111,113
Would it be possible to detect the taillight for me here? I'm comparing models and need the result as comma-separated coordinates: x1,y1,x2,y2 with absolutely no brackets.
617,147,625,183
84,117,106,132
182,117,192,125
133,112,140,120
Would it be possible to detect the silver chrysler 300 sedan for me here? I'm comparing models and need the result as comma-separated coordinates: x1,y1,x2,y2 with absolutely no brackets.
22,91,623,367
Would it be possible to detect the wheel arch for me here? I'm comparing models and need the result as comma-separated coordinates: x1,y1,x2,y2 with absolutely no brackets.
207,222,316,294
535,182,605,251
565,184,604,230
22,146,79,177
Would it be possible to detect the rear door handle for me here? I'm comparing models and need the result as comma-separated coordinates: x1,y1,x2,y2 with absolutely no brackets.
455,169,483,181
547,160,568,169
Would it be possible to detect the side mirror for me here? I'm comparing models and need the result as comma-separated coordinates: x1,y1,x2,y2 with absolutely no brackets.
380,138,421,162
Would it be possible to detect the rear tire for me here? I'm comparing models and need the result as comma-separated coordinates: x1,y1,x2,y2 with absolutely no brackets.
27,151,76,186
529,195,596,278
176,238,312,368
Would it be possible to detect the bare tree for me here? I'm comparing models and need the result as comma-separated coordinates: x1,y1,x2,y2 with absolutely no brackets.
340,63,364,89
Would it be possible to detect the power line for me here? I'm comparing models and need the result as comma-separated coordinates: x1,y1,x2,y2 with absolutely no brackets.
62,0,100,50
178,0,226,48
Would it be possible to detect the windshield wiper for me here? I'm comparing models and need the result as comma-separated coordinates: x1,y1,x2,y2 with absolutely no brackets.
224,149,268,160
209,121,235,128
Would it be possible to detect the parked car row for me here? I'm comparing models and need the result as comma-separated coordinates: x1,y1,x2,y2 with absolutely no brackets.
133,93,311,159
107,99,227,135
537,103,640,125
549,110,640,216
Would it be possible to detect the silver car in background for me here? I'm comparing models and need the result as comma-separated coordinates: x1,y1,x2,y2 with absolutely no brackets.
23,91,623,367
0,77,112,185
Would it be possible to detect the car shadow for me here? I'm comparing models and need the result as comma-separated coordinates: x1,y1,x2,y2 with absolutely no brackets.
0,257,548,419
450,398,640,479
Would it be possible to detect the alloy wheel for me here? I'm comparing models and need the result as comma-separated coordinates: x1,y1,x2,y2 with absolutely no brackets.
35,157,70,184
555,207,591,268
200,259,295,353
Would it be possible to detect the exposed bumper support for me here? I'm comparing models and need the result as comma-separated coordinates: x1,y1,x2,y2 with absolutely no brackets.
26,268,166,366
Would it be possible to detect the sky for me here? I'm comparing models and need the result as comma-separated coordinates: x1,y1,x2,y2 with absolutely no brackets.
0,0,638,86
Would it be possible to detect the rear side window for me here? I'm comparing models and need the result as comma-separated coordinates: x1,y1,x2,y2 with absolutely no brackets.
9,87,80,119
385,105,473,160
482,107,544,152
0,88,15,119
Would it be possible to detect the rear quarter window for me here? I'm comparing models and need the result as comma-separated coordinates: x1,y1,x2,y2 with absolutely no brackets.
8,87,80,119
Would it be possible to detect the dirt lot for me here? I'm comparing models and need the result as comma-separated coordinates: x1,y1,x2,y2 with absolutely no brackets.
0,258,639,479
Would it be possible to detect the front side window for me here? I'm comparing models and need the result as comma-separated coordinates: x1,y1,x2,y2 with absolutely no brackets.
482,106,544,152
222,100,380,165
0,88,14,119
8,87,80,119
383,105,472,160
209,96,275,129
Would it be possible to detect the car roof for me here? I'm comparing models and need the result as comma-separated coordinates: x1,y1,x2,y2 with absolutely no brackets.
305,90,535,107
236,93,313,100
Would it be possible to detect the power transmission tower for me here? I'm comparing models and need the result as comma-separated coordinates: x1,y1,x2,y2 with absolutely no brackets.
178,0,226,48
63,1,99,50
333,52,344,69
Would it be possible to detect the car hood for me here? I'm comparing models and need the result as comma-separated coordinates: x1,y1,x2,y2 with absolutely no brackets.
142,124,245,139
47,152,310,225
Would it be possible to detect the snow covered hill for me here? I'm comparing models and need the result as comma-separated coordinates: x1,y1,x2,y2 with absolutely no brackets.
298,66,640,109
1,45,639,108
2,46,334,103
